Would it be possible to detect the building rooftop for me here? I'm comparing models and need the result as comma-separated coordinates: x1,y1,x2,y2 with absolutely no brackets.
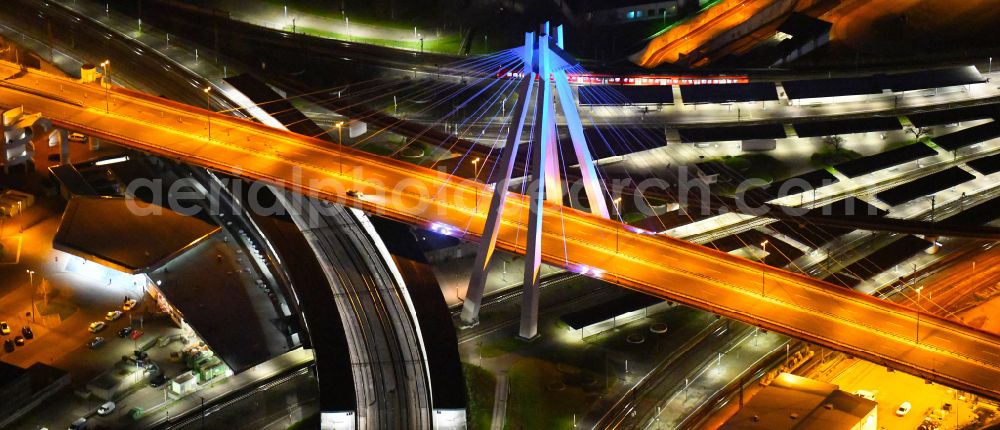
53,196,220,273
720,373,876,430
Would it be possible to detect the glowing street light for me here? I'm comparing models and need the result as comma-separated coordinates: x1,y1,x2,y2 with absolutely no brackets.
100,60,111,113
915,286,924,343
613,197,623,253
471,157,480,177
336,121,345,175
26,269,35,323
203,86,212,141
760,240,768,296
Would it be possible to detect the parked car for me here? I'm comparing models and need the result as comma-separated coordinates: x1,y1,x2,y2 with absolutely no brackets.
14,335,24,346
21,326,33,339
0,321,9,335
106,311,123,321
346,189,365,199
68,132,87,143
88,322,106,333
68,417,87,430
118,327,134,338
130,329,145,340
3,339,14,352
854,390,876,401
122,299,137,311
97,401,116,416
896,401,912,416
87,337,105,349
149,373,169,387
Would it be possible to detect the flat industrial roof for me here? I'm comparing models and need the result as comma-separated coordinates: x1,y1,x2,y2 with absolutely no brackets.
880,65,986,92
251,212,356,411
777,12,832,38
53,196,220,273
678,123,785,143
931,120,1000,151
907,103,1000,127
793,117,902,138
579,85,674,105
781,76,882,100
807,197,886,218
940,193,1000,226
757,169,839,201
833,143,937,178
967,153,1000,175
767,198,876,247
720,373,875,430
583,126,665,158
561,291,661,330
782,66,984,100
369,216,468,409
825,235,930,288
48,164,98,196
875,166,974,206
681,82,778,104
706,230,803,267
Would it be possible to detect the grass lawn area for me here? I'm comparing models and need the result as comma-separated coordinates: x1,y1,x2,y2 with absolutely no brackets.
286,413,320,430
723,154,788,183
505,357,597,430
811,147,862,168
284,24,467,55
480,336,527,359
264,0,413,30
883,137,935,152
464,364,497,430
621,211,648,223
353,140,444,165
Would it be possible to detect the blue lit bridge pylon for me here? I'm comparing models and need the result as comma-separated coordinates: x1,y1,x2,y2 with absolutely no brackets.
460,23,610,339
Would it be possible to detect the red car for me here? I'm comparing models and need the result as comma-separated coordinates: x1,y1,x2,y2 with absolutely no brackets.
130,329,144,340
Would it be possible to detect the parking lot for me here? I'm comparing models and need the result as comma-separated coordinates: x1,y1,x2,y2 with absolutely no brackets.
0,206,199,429
831,360,980,429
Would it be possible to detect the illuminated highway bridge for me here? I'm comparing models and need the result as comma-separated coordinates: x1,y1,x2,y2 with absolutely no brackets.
2,59,1000,399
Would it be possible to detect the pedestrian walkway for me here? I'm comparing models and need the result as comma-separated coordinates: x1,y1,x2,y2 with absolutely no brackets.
489,372,508,430
127,348,314,429
646,330,786,429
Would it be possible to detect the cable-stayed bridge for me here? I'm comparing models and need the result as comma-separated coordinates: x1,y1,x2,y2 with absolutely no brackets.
2,41,1000,401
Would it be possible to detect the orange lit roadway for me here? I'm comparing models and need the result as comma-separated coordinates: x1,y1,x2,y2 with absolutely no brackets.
2,62,999,399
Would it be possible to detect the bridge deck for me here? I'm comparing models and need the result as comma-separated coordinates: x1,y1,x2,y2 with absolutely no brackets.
2,62,998,399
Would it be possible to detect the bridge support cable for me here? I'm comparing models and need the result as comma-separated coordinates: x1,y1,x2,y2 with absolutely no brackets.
460,74,537,326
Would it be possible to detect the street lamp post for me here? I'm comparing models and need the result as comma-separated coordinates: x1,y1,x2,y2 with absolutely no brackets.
335,121,344,175
101,60,111,113
915,286,923,343
472,157,481,212
760,240,768,296
26,270,35,323
613,197,623,253
203,86,212,141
